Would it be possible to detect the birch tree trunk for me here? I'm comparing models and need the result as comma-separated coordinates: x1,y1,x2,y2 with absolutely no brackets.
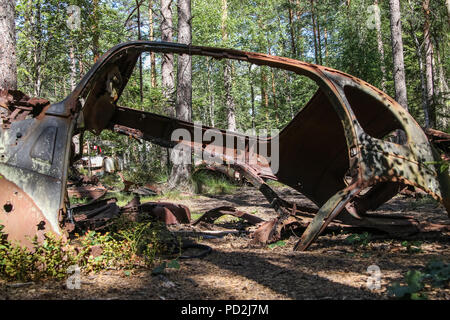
446,0,450,25
207,59,215,127
160,0,174,174
69,45,77,91
176,0,192,123
63,76,67,97
169,0,192,189
409,25,430,127
423,0,436,128
79,59,84,80
310,0,319,65
374,0,387,92
388,0,408,143
434,45,449,94
249,65,255,130
92,0,100,63
161,0,175,116
295,0,303,59
261,67,269,124
0,0,17,90
324,27,329,65
271,68,279,125
433,42,449,129
148,0,157,88
287,0,297,57
136,0,143,103
388,0,409,111
222,0,236,132
285,72,294,119
267,46,279,124
32,1,42,96
316,15,323,65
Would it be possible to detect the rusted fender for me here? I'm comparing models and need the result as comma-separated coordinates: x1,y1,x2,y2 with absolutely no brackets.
140,202,191,225
120,197,191,225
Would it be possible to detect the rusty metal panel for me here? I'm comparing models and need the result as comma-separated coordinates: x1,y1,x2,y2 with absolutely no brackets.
0,90,74,248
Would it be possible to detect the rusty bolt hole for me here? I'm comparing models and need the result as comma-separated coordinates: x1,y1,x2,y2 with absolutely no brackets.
3,203,13,213
37,221,46,230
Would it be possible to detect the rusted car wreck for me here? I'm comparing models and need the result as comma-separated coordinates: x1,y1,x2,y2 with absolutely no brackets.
0,41,449,251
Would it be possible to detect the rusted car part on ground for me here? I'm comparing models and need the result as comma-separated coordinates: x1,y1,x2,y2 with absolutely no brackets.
67,169,107,201
120,196,191,225
192,206,264,226
65,198,120,233
66,196,191,235
0,41,449,250
66,196,209,259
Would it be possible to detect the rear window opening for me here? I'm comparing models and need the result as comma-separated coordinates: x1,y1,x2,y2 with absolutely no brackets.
343,85,407,145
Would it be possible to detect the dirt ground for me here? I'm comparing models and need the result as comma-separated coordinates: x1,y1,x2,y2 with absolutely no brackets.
1,186,449,300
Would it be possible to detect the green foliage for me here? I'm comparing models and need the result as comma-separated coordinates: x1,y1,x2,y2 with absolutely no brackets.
425,160,450,174
0,243,40,282
13,0,449,135
69,196,90,205
267,240,287,249
0,218,170,282
0,228,77,282
423,260,450,288
388,270,427,300
387,260,450,300
401,240,423,254
113,221,167,265
344,232,371,247
75,230,136,272
151,259,181,276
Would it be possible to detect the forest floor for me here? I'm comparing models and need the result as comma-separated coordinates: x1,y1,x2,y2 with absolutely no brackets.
1,185,449,300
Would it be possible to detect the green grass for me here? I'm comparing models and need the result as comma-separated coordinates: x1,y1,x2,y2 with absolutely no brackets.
104,191,136,206
151,190,184,200
123,167,168,186
99,173,124,190
105,189,191,207
213,215,241,223
190,211,203,221
191,170,237,195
